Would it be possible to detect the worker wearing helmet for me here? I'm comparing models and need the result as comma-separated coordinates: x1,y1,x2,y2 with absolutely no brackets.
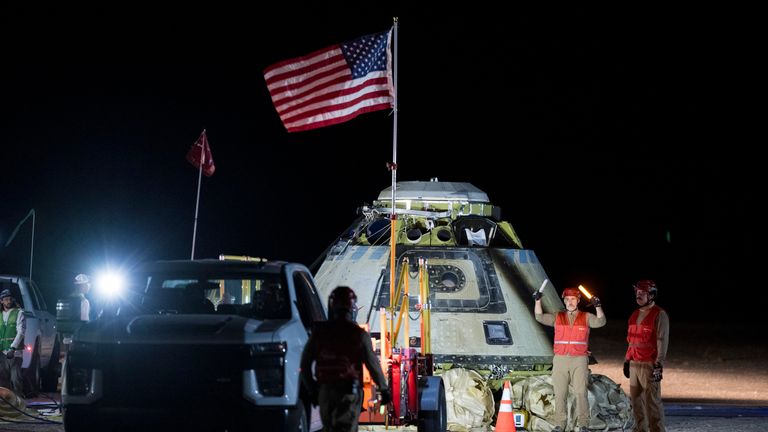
535,286,605,432
300,286,391,432
72,273,91,321
0,289,25,395
624,279,669,432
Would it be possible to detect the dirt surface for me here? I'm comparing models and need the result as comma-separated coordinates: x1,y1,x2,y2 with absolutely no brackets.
2,320,766,431
589,319,768,406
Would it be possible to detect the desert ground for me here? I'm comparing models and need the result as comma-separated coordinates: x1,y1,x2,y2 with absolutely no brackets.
1,319,766,431
590,319,768,406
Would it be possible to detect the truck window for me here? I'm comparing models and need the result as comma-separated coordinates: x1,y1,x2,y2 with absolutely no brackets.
31,281,48,311
141,274,290,319
293,271,325,329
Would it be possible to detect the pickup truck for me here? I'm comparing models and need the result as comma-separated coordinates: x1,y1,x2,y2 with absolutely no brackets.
62,258,326,432
0,274,60,395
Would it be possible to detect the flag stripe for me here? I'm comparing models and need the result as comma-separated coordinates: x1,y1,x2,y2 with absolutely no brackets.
264,30,393,133
277,74,390,120
273,73,351,112
271,66,351,108
264,44,341,80
282,89,392,127
285,102,393,133
265,50,346,90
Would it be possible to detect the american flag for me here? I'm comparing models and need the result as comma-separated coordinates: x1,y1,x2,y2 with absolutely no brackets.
264,30,393,133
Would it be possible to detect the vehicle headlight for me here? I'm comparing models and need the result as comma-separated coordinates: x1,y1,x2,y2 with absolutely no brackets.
66,342,99,395
66,366,93,395
250,342,286,396
250,342,287,355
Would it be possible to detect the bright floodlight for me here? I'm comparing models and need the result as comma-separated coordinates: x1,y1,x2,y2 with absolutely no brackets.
95,271,125,298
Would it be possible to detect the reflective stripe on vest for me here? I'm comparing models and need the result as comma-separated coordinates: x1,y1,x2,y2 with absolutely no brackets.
553,311,590,356
625,305,662,362
0,308,20,351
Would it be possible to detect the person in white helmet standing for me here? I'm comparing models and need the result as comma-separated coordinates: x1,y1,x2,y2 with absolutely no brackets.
72,273,91,322
0,289,25,394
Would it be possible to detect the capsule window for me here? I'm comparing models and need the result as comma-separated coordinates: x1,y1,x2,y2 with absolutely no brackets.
483,320,512,345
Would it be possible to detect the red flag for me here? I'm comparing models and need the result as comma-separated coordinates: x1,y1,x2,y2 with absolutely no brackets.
263,30,393,133
186,130,215,177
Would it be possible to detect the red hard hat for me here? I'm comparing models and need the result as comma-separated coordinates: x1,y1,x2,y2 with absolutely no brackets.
561,287,581,299
633,279,657,294
329,286,357,311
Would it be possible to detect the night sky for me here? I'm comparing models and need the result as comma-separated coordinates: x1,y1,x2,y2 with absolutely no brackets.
2,5,755,321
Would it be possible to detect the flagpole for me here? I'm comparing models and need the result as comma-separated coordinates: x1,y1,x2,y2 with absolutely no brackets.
4,209,36,279
29,209,35,280
389,17,399,308
190,129,206,260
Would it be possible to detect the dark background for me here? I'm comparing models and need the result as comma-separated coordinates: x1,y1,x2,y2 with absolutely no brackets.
1,5,755,321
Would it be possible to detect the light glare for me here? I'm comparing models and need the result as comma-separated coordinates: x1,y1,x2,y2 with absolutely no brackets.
95,271,125,298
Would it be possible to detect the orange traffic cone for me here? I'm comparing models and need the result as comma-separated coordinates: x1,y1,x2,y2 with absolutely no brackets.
495,380,516,432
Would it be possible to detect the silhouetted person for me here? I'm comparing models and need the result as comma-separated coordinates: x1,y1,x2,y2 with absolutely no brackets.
72,273,91,321
300,286,391,432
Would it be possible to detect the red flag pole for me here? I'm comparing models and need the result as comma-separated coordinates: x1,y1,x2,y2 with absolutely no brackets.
190,129,206,259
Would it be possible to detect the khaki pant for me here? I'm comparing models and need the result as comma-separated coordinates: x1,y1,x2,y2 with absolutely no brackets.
629,361,666,432
552,355,590,428
0,354,23,396
318,382,362,432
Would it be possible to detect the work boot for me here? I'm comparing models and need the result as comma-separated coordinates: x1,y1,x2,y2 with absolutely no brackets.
551,427,563,432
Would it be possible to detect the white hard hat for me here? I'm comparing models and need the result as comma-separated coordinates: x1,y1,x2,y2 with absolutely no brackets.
74,273,90,285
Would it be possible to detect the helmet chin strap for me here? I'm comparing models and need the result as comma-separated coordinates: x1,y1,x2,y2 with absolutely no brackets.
637,296,655,307
331,307,356,321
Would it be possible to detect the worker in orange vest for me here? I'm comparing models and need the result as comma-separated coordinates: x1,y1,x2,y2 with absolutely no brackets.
624,279,669,432
535,287,605,432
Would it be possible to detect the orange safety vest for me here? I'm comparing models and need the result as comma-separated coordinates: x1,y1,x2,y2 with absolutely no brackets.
553,311,590,356
312,320,366,384
625,305,662,362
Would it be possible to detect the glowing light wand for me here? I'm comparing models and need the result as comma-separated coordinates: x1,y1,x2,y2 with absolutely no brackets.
578,285,593,300
538,279,549,294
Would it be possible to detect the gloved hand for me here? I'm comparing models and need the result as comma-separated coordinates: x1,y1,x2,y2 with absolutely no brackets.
623,360,630,378
653,363,663,382
590,296,601,308
6,348,15,360
379,388,392,405
533,291,542,301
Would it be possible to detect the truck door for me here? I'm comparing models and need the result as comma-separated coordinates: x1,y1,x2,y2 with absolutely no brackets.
292,271,325,333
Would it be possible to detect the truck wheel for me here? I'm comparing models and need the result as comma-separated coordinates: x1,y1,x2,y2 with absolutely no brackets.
41,337,61,392
419,379,447,432
23,346,41,397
